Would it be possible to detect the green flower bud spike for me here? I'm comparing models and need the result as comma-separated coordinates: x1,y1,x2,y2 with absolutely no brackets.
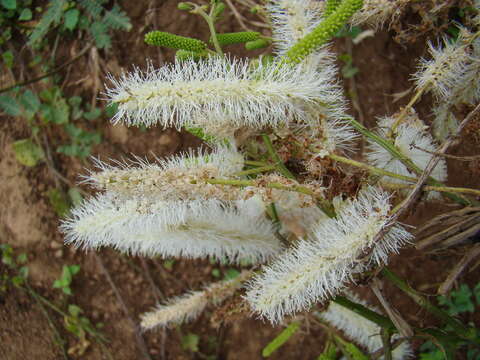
212,32,261,47
285,0,363,64
175,49,208,61
145,31,207,52
245,38,270,51
324,0,342,18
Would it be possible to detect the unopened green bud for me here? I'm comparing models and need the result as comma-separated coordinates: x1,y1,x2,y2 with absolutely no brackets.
177,2,194,11
250,5,261,14
286,0,363,64
186,127,221,145
245,38,270,51
212,31,260,46
212,2,226,20
324,0,342,18
145,31,207,52
175,49,208,61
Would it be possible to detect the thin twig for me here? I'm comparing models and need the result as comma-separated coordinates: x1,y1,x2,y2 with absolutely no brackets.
412,144,480,161
438,244,480,295
225,0,252,31
0,43,93,94
94,254,152,360
371,278,414,338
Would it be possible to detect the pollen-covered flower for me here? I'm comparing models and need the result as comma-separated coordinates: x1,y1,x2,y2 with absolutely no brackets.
83,146,245,201
318,292,412,359
61,194,282,264
365,111,447,199
105,56,344,133
141,271,251,330
245,186,412,323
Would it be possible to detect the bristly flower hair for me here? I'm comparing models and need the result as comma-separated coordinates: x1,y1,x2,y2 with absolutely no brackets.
61,195,282,264
83,146,245,201
141,270,251,330
245,186,412,323
365,111,447,200
105,56,344,133
318,292,412,359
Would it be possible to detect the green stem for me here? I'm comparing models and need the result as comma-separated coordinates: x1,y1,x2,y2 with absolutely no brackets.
328,153,418,183
233,165,276,177
197,2,223,55
245,160,269,166
203,178,336,217
333,296,396,331
348,118,471,206
261,134,296,180
381,328,393,360
381,268,475,339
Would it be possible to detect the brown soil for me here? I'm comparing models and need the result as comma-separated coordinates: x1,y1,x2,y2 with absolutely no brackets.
1,1,479,360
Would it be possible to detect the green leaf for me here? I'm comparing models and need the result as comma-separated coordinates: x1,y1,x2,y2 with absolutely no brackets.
438,284,474,315
2,50,13,68
63,8,79,30
90,21,111,49
103,5,131,31
83,107,101,121
0,95,21,116
17,253,27,264
47,188,70,216
68,187,83,207
68,264,81,276
474,283,480,305
1,0,16,10
19,90,41,113
317,342,337,360
211,268,221,278
262,321,300,357
13,139,45,167
223,268,240,281
181,333,200,352
104,103,118,117
51,97,70,124
18,8,32,21
68,304,82,317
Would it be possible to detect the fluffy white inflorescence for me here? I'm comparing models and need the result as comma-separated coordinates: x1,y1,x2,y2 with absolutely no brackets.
318,292,412,359
366,112,447,200
350,0,411,28
413,35,474,102
141,271,251,330
61,194,282,264
265,0,357,152
245,186,412,323
106,56,344,133
83,146,245,200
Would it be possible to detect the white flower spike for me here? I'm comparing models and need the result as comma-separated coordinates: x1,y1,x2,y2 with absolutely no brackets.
84,146,245,201
366,111,447,200
141,270,251,330
61,194,282,264
245,186,412,323
318,292,412,360
106,56,342,132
